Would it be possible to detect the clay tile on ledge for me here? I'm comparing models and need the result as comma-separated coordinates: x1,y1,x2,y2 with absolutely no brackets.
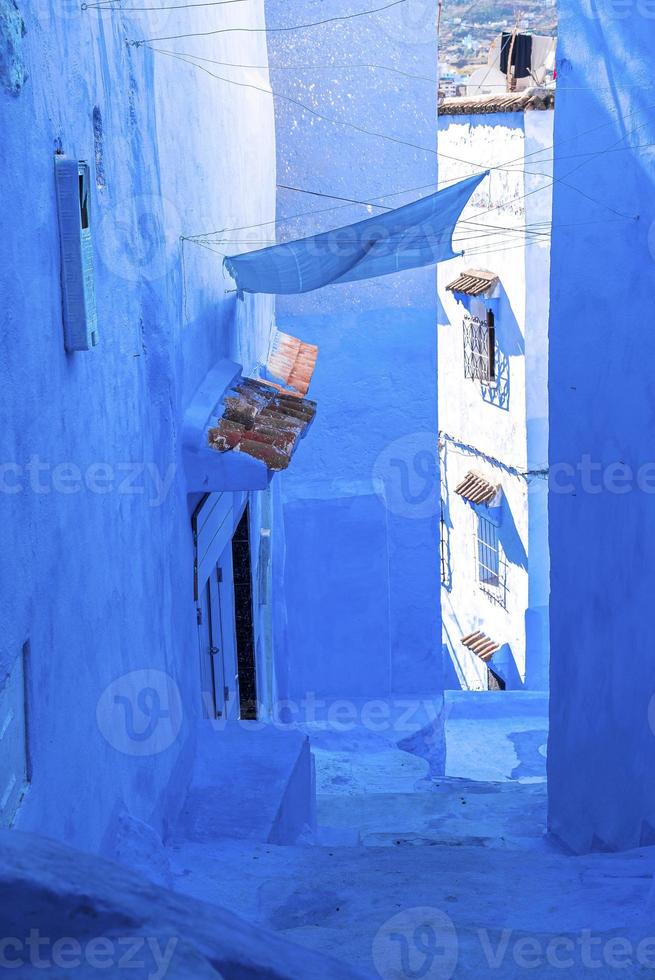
446,269,499,297
461,630,500,663
208,374,316,471
454,471,499,506
266,329,319,397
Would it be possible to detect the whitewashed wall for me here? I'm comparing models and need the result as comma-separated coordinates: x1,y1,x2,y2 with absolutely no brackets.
437,109,553,691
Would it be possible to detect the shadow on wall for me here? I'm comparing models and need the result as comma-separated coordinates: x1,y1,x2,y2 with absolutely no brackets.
482,283,523,412
482,347,511,411
499,493,528,571
442,613,486,691
437,286,450,328
442,642,463,689
490,643,525,691
439,452,454,592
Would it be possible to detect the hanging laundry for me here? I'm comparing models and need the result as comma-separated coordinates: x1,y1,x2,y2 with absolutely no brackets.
500,32,534,80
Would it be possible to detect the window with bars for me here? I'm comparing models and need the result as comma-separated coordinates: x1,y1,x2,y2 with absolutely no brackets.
463,310,495,383
476,514,502,588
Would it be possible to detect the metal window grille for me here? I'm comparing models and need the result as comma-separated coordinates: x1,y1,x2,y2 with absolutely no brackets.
477,514,499,585
463,312,494,382
475,514,506,606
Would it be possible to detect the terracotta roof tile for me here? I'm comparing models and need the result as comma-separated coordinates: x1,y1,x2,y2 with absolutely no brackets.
461,631,500,663
267,330,318,396
446,269,499,297
208,377,316,471
439,88,555,117
454,471,499,505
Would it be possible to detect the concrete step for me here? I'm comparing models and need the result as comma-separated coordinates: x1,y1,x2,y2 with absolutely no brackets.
444,690,549,719
174,722,315,845
166,831,655,978
317,779,549,851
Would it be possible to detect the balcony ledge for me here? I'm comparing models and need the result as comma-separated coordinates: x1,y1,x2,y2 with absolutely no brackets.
182,359,273,493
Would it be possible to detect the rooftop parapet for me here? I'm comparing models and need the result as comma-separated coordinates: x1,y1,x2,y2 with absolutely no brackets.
439,86,555,117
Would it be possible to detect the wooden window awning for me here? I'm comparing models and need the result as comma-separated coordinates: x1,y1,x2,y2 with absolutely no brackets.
455,471,498,505
446,269,499,297
461,631,500,663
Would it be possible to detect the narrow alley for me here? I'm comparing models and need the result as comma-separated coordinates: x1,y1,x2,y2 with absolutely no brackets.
3,1,655,977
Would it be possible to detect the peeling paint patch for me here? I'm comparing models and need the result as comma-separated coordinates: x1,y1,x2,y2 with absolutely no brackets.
0,0,27,96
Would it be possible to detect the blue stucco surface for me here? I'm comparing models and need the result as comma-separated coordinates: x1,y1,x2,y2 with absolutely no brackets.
548,2,655,852
266,0,442,700
0,0,279,850
9,3,655,973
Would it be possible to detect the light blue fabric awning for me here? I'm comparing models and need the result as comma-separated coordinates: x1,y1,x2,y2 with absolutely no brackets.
224,172,487,295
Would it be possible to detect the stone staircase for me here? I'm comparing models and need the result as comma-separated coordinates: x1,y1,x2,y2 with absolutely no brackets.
164,693,655,978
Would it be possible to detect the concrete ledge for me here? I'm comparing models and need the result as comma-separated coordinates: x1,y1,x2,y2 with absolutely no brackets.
445,690,549,720
174,722,315,845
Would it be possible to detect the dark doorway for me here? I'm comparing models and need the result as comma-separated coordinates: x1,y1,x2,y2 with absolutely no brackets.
232,505,258,720
488,666,506,692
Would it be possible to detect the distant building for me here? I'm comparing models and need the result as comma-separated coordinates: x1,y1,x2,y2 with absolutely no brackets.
437,88,555,692
439,66,467,100
466,32,556,96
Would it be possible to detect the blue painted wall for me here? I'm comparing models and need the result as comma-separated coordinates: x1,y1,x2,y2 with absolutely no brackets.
265,0,442,701
548,0,655,852
0,0,278,849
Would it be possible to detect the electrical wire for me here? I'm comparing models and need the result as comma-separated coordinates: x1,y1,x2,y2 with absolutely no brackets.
184,181,444,242
130,0,408,45
130,22,653,251
149,46,541,179
201,133,651,237
148,46,648,225
437,111,655,232
148,47,444,159
439,432,549,481
84,0,248,9
147,49,626,233
154,50,438,85
276,182,393,211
